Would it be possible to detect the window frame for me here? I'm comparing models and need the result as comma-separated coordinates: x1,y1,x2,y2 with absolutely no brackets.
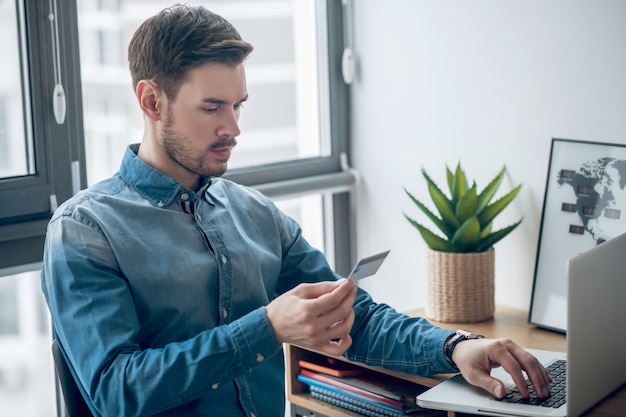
225,0,349,187
0,0,86,272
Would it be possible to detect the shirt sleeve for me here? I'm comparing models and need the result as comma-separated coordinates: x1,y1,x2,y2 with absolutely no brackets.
347,289,458,375
41,209,282,417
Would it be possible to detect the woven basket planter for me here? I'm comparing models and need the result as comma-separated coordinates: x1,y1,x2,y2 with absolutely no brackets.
425,248,495,323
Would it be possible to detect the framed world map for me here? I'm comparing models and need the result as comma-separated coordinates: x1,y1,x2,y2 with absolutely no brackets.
530,138,626,332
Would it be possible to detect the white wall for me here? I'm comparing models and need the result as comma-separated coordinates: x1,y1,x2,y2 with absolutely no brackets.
350,0,626,313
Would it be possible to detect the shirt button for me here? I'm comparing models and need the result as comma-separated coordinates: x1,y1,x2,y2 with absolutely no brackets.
211,383,219,389
250,413,256,417
223,309,228,319
157,201,164,207
256,354,264,362
181,193,189,200
221,255,227,264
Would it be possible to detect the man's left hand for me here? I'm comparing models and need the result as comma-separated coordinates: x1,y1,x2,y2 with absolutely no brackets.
452,338,553,399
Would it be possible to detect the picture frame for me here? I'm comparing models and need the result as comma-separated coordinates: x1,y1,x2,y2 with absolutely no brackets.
529,138,626,332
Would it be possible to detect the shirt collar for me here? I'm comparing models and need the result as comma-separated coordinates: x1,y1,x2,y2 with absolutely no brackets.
119,144,211,208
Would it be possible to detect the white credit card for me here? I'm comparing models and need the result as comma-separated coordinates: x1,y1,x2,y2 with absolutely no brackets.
346,250,390,282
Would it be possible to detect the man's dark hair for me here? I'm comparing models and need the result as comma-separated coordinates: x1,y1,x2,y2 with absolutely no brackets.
128,4,253,100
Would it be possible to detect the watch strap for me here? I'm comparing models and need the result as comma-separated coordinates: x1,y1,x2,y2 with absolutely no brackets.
443,329,485,370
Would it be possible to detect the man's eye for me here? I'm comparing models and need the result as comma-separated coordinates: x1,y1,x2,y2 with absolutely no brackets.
234,103,244,110
203,107,218,113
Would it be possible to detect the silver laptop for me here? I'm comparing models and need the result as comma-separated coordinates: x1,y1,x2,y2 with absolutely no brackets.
417,232,626,417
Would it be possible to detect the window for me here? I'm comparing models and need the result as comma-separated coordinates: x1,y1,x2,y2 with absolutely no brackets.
0,1,352,415
0,0,86,271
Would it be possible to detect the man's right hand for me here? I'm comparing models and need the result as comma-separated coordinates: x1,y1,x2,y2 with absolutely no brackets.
265,279,357,357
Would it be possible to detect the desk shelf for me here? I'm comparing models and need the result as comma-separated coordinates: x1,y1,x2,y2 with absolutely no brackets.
287,343,449,417
286,306,624,417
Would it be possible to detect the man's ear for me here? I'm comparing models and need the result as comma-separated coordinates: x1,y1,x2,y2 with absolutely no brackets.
136,80,164,121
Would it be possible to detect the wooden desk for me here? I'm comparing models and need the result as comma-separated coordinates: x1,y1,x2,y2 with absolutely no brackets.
287,305,626,417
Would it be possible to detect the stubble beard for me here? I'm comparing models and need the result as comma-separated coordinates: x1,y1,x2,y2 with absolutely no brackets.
161,111,237,178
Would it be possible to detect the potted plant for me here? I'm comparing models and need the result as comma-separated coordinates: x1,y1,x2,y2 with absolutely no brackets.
403,163,522,322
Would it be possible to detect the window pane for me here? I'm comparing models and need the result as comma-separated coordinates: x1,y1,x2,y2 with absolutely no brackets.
275,194,325,254
78,0,329,186
0,0,34,179
0,271,54,417
226,0,327,168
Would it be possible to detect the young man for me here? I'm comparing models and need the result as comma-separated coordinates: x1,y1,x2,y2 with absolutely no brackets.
41,4,551,416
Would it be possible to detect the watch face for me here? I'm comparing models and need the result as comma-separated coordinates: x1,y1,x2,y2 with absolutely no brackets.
457,329,485,339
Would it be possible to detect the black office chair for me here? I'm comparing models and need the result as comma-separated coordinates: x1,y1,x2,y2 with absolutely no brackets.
51,339,94,417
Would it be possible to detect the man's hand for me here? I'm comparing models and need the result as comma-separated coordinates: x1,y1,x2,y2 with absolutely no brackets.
265,279,357,356
452,338,553,399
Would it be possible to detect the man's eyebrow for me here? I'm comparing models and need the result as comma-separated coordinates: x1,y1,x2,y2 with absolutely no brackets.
201,94,249,105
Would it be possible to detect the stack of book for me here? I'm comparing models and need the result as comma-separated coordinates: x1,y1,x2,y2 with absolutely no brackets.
297,357,445,417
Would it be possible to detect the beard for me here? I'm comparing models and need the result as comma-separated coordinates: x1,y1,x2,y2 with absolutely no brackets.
161,109,237,178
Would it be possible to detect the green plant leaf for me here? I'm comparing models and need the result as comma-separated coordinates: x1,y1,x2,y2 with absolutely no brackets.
422,168,454,210
403,188,454,238
404,215,455,252
480,222,492,238
478,184,522,228
421,168,460,230
428,183,461,230
456,184,477,223
475,218,523,252
476,166,505,214
450,163,468,204
446,166,454,198
451,217,481,252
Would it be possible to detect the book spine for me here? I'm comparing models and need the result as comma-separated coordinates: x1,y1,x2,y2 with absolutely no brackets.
300,369,405,409
298,374,407,415
308,385,407,417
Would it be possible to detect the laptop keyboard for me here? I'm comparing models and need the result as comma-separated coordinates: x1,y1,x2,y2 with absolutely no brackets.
497,359,567,408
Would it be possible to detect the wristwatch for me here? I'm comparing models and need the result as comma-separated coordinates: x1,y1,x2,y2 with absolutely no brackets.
443,329,485,370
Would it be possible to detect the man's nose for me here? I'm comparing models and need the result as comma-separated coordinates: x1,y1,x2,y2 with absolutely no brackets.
217,109,241,138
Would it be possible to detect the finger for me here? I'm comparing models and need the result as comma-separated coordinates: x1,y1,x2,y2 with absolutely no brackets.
311,281,355,315
471,372,507,399
503,363,530,398
311,307,355,347
301,279,355,311
316,334,353,357
325,310,355,350
511,350,552,398
490,346,532,398
318,285,357,327
498,343,551,398
296,279,347,300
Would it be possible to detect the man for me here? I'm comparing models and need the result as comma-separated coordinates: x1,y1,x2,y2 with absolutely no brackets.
41,4,551,416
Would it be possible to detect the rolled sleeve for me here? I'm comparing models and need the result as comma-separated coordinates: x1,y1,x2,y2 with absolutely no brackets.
348,288,458,376
229,306,282,371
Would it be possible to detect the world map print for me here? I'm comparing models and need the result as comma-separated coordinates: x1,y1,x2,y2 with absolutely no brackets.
557,157,626,245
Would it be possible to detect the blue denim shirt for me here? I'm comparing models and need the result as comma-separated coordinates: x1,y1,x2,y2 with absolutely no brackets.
41,144,456,417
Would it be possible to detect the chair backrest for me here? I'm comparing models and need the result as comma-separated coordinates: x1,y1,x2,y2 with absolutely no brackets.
51,339,94,417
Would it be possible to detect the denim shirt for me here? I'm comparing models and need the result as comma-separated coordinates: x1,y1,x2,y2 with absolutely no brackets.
41,144,456,417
